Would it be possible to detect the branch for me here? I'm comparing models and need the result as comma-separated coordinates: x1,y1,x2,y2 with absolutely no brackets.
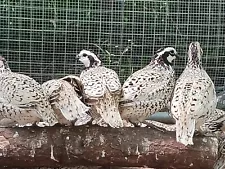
0,126,218,169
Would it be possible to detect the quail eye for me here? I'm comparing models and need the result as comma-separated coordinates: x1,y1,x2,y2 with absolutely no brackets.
83,53,88,57
170,50,175,54
222,144,225,150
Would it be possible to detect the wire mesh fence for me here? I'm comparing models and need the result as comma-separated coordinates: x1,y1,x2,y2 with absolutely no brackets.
0,0,224,92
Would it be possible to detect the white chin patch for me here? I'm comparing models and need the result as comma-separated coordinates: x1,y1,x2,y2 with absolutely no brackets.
79,57,90,67
167,55,176,64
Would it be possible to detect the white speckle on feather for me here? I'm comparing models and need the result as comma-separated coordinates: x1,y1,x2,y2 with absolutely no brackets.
17,123,33,127
125,157,128,160
155,154,159,160
189,163,193,166
50,145,59,162
101,150,106,157
13,131,19,138
140,123,147,127
36,121,50,127
99,134,105,145
66,136,70,140
0,153,2,156
16,124,25,127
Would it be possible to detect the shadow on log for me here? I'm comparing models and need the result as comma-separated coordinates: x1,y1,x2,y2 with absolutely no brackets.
0,126,218,169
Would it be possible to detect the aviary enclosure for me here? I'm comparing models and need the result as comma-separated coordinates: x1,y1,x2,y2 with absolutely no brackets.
0,0,225,169
0,0,224,92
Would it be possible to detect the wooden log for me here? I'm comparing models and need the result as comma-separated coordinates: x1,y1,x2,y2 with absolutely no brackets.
0,126,218,169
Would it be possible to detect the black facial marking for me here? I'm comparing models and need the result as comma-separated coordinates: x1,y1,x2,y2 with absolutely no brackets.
222,144,225,150
161,51,174,66
85,54,101,68
170,50,175,55
87,55,95,67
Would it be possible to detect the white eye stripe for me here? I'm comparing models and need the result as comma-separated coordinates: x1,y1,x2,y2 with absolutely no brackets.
156,47,177,56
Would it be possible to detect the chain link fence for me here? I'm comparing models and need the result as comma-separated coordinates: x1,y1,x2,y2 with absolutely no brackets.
0,0,224,92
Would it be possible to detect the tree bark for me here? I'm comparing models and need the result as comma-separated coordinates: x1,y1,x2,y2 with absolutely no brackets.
0,126,218,169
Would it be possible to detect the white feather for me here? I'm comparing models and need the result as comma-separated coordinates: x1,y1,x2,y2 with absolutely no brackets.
0,70,58,126
42,76,91,126
80,66,123,128
119,49,176,124
171,42,217,146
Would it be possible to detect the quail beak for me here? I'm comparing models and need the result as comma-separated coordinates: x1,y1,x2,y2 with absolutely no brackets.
76,54,80,59
0,56,4,61
174,53,180,59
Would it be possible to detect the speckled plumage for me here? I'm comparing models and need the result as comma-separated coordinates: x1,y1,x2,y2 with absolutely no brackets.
0,56,58,127
214,136,225,169
203,109,225,136
119,47,178,125
217,91,225,111
170,42,217,146
77,50,123,128
42,75,91,126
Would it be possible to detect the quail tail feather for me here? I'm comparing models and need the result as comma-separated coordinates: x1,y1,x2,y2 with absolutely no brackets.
101,106,123,128
74,104,92,126
37,103,58,126
214,138,225,169
206,121,224,132
96,96,123,128
176,118,195,146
